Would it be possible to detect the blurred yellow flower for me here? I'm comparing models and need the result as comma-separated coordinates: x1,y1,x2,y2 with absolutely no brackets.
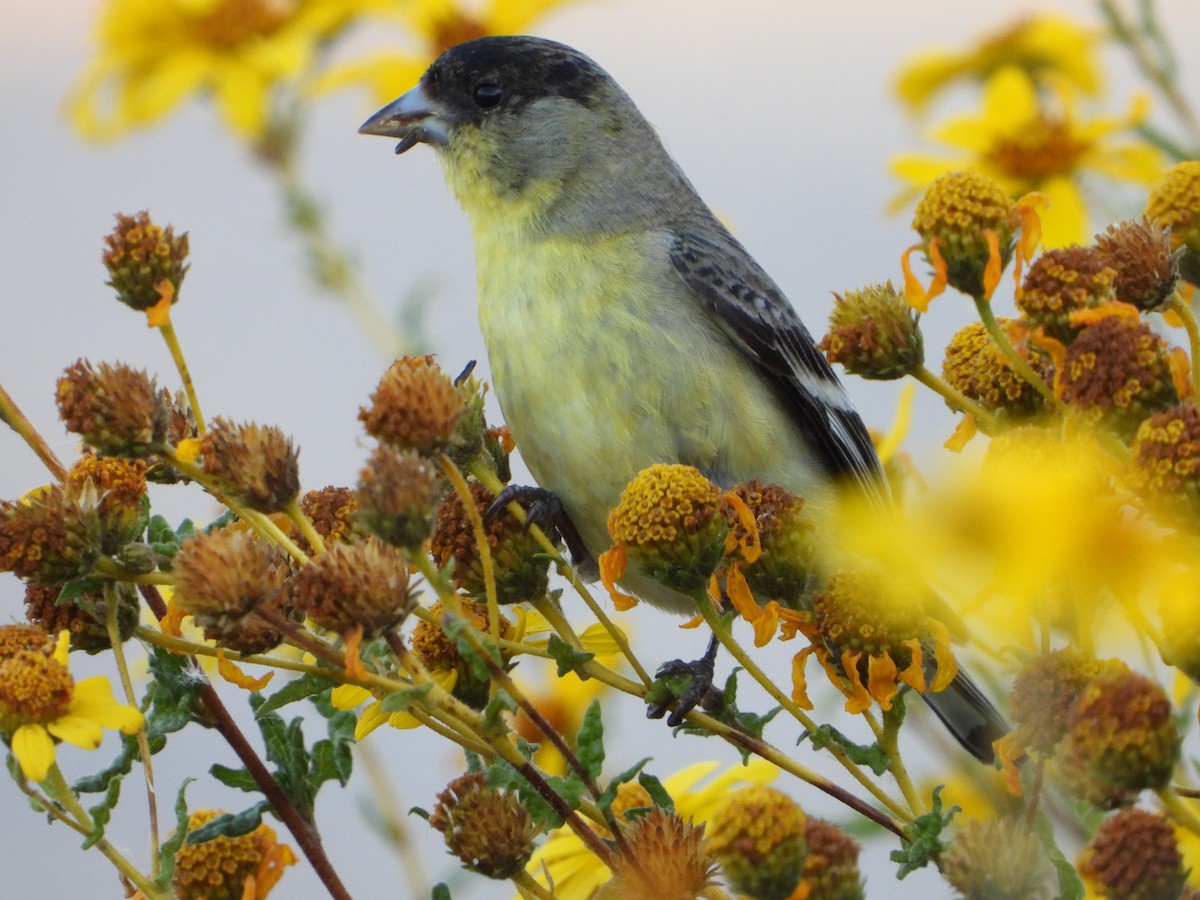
68,0,376,140
313,0,578,104
896,13,1101,113
892,67,1161,248
525,759,778,899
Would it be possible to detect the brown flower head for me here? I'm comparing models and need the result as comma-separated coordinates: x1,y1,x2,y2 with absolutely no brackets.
0,485,101,584
942,318,1049,419
799,569,957,714
941,817,1056,900
289,537,414,638
1016,245,1117,342
800,818,863,900
1060,315,1180,439
912,169,1018,298
596,806,714,900
56,359,172,457
64,455,148,553
24,582,139,654
1095,217,1181,312
1010,647,1104,755
820,282,924,380
428,772,537,880
411,599,512,709
706,785,807,900
102,211,189,313
1079,808,1185,900
1056,664,1180,808
1145,160,1200,285
172,528,291,654
1128,404,1200,521
197,418,300,514
0,625,56,660
606,464,728,595
172,809,297,900
430,481,549,604
729,480,815,608
355,446,444,549
359,356,464,454
295,486,360,553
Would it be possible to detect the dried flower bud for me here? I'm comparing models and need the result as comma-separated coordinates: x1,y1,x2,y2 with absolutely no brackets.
706,785,807,900
444,365,490,470
359,356,464,454
56,359,171,456
24,582,139,654
1145,160,1200,286
800,818,863,900
1129,404,1200,521
296,486,361,552
196,418,299,513
1056,664,1180,808
1094,217,1181,312
943,319,1048,419
1010,648,1103,754
171,809,296,900
1061,316,1179,439
728,480,815,607
289,537,414,638
820,282,924,380
0,485,101,584
912,170,1017,299
430,481,549,604
1016,245,1118,342
64,455,148,553
102,211,189,312
942,818,1056,900
596,806,715,900
1079,808,1186,900
355,446,444,549
428,772,537,879
607,464,728,594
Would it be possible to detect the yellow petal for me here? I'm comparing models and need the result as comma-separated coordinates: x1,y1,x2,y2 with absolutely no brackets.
980,67,1038,134
578,623,624,657
12,724,56,781
216,651,273,691
1038,176,1088,248
866,652,900,710
46,715,104,750
69,676,144,734
330,684,372,710
354,700,389,740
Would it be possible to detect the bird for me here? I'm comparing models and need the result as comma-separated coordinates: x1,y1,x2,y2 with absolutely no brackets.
358,35,1007,761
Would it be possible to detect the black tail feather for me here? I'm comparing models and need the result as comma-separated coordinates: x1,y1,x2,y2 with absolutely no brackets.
921,670,1008,763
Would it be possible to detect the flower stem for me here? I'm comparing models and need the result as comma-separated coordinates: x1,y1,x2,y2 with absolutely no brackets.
284,498,326,556
912,366,999,432
0,381,67,481
1168,292,1200,398
512,870,557,900
43,764,165,899
106,588,160,876
439,456,501,642
156,317,206,437
973,295,1060,407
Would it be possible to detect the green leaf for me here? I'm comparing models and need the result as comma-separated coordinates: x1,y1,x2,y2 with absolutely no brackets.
444,614,493,682
483,689,518,730
73,733,138,794
152,779,194,890
1032,811,1085,900
185,803,270,845
546,634,594,678
210,764,258,793
431,884,452,900
255,674,333,719
804,725,891,776
54,577,107,607
596,758,651,814
82,766,124,849
144,647,205,743
485,760,563,829
575,701,605,779
637,772,674,813
379,683,433,714
889,785,958,879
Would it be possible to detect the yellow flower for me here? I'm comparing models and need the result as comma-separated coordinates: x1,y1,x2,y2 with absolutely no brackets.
68,0,375,140
172,808,297,900
892,67,1161,248
330,668,458,740
526,759,778,899
313,0,579,104
896,13,1101,113
0,631,143,782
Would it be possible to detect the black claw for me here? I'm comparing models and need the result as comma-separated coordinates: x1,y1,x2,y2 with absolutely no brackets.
485,484,594,572
647,633,721,727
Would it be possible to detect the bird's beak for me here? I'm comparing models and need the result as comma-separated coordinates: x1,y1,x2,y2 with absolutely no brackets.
358,84,449,155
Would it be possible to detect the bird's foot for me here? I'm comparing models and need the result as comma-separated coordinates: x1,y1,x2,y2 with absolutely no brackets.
646,633,722,727
485,484,594,572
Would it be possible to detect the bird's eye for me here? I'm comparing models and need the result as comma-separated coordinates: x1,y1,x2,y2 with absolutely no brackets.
473,83,504,109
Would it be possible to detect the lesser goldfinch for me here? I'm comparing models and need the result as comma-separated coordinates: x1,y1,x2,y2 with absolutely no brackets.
359,36,1005,760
